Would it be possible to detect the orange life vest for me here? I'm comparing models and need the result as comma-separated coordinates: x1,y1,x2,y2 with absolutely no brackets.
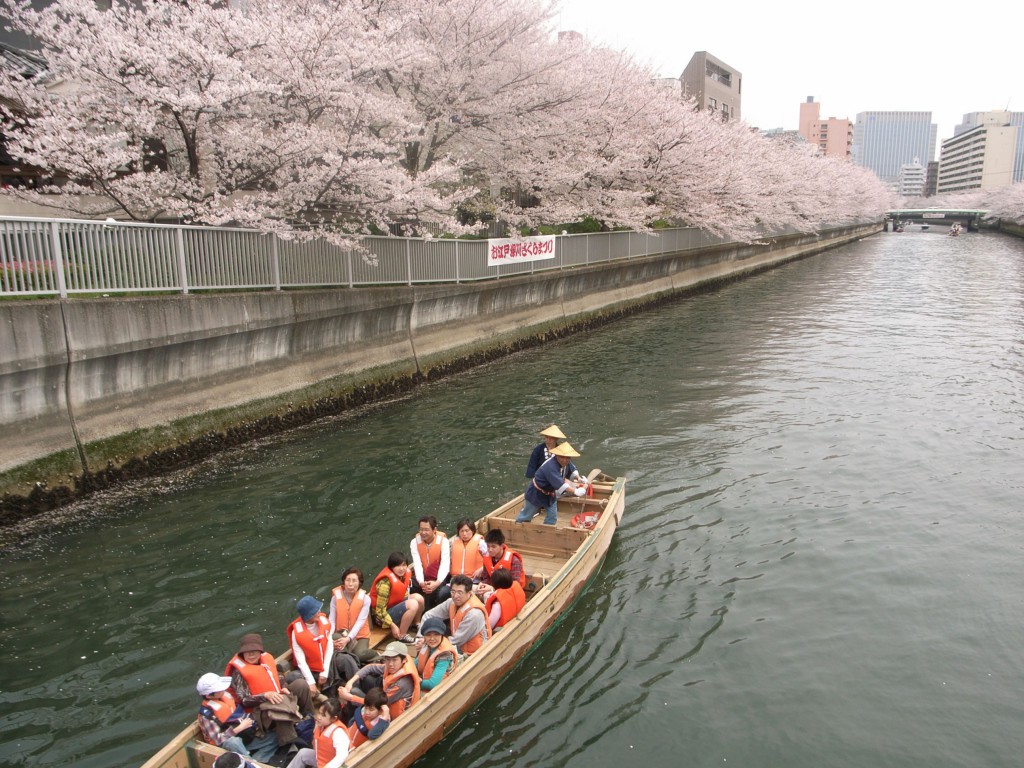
346,711,383,749
198,691,239,737
288,614,331,675
416,636,458,682
347,720,367,749
484,581,527,629
449,594,489,655
331,587,370,640
450,534,484,577
383,658,421,718
371,567,411,609
226,652,282,700
483,545,526,588
314,720,348,768
415,531,448,581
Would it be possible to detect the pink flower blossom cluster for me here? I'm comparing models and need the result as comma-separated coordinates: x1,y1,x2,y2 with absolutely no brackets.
0,0,895,248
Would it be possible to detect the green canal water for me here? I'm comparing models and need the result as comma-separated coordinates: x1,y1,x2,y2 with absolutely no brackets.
2,229,1023,768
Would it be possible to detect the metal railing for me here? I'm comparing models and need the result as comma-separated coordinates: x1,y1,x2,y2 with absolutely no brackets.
0,215,739,297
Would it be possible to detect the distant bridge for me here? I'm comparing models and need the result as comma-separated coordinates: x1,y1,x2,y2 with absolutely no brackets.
885,208,988,232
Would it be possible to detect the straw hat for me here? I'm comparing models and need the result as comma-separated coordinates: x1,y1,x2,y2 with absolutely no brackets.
539,424,566,439
549,441,580,457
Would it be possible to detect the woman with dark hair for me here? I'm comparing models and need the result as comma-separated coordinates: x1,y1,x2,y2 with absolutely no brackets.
370,551,424,644
328,566,377,663
450,518,487,578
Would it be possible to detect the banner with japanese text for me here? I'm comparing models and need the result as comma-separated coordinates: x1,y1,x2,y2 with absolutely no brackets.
486,235,556,267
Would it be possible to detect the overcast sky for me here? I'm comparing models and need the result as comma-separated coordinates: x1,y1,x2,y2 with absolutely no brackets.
555,0,1020,142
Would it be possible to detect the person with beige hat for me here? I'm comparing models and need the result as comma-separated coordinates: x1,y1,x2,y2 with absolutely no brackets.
525,424,567,479
515,441,587,525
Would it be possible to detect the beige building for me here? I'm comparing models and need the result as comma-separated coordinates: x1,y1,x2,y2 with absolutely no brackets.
937,111,1019,193
680,51,741,122
798,97,852,158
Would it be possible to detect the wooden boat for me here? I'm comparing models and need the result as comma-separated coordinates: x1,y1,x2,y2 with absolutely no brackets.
141,469,626,768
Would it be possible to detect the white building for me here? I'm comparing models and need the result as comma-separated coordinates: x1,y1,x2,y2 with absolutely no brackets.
937,111,1019,193
953,110,1024,183
898,157,925,197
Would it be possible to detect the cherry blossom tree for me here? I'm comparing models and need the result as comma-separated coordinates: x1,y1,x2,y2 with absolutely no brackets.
0,0,892,242
983,183,1024,224
0,0,464,241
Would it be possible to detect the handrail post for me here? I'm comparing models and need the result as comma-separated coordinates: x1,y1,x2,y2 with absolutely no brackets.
174,227,189,295
271,235,281,291
50,221,68,298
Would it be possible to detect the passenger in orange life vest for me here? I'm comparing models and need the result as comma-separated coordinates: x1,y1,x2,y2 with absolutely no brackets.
196,672,277,762
409,515,452,611
327,567,377,664
339,641,421,720
414,617,457,691
284,699,350,768
474,528,526,590
287,595,334,692
225,632,315,739
347,687,391,748
417,574,489,656
370,552,425,644
482,568,527,631
449,518,487,578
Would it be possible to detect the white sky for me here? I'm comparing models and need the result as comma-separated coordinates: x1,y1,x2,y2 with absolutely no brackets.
555,0,1020,143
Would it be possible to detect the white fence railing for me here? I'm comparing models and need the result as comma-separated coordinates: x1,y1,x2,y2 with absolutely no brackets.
0,216,741,297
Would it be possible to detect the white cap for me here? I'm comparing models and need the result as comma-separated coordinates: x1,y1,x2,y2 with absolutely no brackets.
196,673,233,696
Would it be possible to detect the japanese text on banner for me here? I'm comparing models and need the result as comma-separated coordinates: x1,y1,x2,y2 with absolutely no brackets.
486,235,557,267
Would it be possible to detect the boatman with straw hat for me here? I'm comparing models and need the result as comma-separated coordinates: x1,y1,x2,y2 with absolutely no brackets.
525,424,566,479
515,441,588,526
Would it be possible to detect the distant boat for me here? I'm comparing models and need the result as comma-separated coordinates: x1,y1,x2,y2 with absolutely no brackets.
921,224,930,231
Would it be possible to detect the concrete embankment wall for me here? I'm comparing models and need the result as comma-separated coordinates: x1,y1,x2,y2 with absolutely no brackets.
0,223,879,514
998,221,1024,238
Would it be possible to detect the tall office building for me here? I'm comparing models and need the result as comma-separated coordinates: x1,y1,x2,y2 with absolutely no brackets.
852,112,937,184
680,51,741,122
953,110,1024,183
798,97,852,158
937,111,1019,193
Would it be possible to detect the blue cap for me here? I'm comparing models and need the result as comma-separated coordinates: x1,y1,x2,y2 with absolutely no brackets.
296,595,323,622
